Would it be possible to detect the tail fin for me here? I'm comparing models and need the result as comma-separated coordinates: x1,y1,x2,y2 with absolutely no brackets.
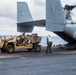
17,2,33,32
46,0,66,32
17,2,33,23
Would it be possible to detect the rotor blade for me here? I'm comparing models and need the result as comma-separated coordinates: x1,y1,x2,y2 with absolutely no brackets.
64,4,76,10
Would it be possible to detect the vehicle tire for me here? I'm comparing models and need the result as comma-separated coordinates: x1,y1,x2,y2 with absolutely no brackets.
34,45,41,52
1,48,6,52
6,45,14,53
27,49,33,52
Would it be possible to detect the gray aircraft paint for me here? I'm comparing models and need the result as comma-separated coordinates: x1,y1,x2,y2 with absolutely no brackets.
46,0,76,42
46,0,66,31
64,25,76,40
17,2,33,23
17,2,33,32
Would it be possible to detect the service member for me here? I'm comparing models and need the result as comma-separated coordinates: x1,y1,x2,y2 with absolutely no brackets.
46,35,52,54
16,32,25,45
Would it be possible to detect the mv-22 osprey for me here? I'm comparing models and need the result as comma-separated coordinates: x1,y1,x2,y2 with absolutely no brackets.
17,0,76,49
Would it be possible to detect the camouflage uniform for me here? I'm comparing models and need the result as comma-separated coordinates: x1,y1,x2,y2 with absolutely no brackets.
17,33,25,45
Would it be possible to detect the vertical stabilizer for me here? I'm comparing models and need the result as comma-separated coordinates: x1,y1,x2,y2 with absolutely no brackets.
46,0,66,31
17,2,33,23
17,2,33,32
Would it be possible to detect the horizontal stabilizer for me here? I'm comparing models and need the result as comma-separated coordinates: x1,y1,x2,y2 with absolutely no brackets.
17,25,34,32
17,19,45,27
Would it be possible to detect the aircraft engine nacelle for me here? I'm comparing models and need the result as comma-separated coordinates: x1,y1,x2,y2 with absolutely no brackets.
64,25,76,40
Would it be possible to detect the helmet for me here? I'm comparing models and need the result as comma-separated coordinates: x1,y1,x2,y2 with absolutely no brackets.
22,32,25,35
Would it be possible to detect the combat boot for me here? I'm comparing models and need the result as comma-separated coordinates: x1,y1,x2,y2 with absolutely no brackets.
49,51,52,54
45,50,48,54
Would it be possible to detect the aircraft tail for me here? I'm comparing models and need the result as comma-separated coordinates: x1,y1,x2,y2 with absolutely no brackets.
46,0,66,32
17,2,33,23
17,2,33,32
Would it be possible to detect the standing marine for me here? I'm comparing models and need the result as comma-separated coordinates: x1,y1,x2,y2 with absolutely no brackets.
46,35,53,54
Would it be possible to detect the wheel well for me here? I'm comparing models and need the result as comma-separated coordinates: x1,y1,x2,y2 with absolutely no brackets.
7,42,14,46
33,43,41,48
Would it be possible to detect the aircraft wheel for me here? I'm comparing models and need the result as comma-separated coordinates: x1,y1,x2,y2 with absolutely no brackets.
6,45,14,53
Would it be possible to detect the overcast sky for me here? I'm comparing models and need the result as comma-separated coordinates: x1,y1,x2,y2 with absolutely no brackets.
0,0,76,36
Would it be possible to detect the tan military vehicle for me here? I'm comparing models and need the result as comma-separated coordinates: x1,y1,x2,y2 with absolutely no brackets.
0,33,41,53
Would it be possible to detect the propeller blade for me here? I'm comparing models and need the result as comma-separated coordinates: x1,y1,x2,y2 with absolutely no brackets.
64,4,76,10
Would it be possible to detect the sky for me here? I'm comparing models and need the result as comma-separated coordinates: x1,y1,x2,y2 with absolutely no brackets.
0,0,76,36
